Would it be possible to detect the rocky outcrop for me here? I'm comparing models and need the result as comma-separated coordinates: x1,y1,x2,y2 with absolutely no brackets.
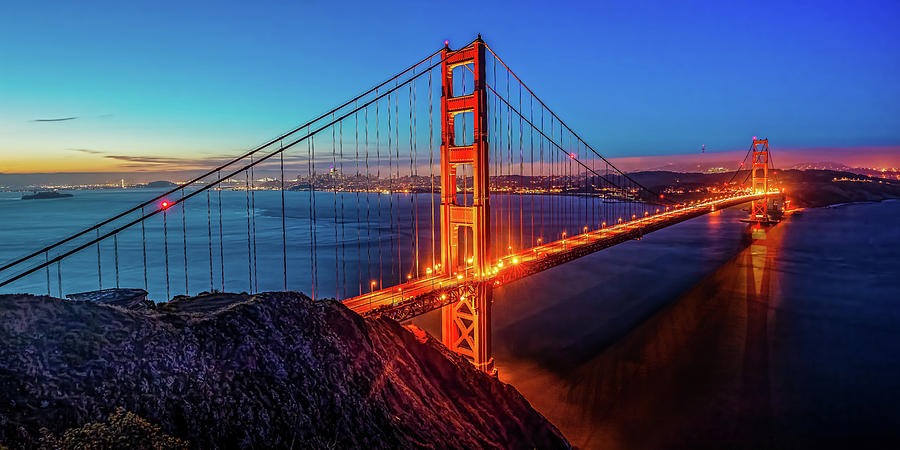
0,292,568,449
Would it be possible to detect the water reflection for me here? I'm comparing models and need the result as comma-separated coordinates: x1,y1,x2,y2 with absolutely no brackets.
496,223,777,448
477,202,900,449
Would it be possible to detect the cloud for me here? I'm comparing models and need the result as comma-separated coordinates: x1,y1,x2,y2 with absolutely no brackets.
101,154,228,170
69,148,104,155
31,117,78,122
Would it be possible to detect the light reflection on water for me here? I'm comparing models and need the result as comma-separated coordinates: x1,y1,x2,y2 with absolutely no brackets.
418,200,900,449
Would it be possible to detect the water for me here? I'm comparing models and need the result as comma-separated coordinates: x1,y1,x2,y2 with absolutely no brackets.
5,189,898,447
415,200,900,448
0,189,645,300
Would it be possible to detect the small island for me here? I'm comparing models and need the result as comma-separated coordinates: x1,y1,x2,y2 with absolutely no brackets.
135,180,177,189
21,191,73,200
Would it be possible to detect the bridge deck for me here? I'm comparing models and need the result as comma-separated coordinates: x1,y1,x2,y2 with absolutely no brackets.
344,193,765,321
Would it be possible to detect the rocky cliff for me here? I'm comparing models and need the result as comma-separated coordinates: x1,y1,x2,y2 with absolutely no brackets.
0,291,568,449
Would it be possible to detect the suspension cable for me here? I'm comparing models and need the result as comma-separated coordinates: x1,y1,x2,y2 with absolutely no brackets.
484,43,672,203
0,47,450,275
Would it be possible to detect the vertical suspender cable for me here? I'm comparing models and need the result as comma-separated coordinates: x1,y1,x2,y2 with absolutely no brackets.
250,155,258,293
332,117,340,300
394,89,403,284
280,141,287,291
387,92,394,284
164,207,170,300
409,78,415,279
182,188,188,295
96,229,102,289
540,105,545,242
412,75,420,278
519,82,524,251
45,252,50,295
355,103,362,295
57,260,62,297
506,68,512,251
429,64,435,271
529,92,534,247
307,128,316,298
141,206,148,291
339,120,346,299
207,182,214,292
217,170,225,292
373,98,381,289
246,170,253,293
113,233,119,289
311,135,319,300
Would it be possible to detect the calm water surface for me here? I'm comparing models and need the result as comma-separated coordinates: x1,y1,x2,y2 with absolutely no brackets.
423,200,899,449
3,190,899,448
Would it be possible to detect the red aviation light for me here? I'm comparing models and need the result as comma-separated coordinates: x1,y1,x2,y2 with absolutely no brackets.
160,201,170,209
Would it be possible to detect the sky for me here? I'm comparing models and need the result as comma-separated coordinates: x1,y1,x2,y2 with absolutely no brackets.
1,0,899,175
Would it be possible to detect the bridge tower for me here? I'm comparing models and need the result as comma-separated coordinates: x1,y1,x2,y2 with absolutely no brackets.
439,37,494,373
750,138,769,221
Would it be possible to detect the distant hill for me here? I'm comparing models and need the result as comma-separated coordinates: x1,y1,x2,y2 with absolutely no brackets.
137,180,178,188
627,169,900,208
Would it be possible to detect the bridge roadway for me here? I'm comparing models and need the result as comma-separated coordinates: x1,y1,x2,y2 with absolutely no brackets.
343,192,766,322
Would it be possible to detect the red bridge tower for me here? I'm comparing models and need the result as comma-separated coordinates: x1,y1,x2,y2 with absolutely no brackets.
439,37,494,373
751,138,770,222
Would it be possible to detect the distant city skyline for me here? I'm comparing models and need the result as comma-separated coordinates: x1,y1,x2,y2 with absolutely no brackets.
2,0,898,174
3,144,899,188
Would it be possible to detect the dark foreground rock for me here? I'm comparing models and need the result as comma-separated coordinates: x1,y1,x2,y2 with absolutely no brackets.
0,292,568,449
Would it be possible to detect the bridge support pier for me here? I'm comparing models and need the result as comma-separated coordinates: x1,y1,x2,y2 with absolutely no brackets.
441,284,493,372
439,37,494,373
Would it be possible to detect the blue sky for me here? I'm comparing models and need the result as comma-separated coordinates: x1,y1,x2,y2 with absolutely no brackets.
1,0,898,172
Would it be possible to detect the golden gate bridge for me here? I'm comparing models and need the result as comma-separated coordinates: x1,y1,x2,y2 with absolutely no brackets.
0,35,780,373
